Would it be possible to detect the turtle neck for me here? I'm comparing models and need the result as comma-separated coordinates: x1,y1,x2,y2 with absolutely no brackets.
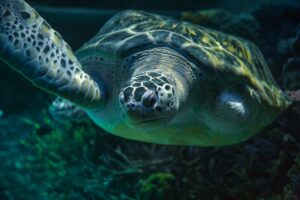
126,46,200,105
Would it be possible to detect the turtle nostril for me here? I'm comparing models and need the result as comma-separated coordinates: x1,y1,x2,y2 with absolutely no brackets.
142,91,157,108
126,102,135,109
129,103,135,108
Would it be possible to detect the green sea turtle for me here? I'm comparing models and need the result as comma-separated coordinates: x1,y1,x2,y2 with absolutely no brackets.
0,0,298,146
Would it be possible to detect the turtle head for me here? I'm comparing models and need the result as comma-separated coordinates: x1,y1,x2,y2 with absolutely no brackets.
119,71,178,126
118,47,195,128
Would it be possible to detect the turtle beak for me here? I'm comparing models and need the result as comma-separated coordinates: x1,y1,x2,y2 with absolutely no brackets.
119,90,167,126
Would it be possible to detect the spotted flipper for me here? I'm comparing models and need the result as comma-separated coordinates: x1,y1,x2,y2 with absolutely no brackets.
49,97,89,123
0,0,104,108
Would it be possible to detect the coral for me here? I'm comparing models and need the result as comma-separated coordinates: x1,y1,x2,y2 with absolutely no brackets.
139,173,176,200
1,107,300,199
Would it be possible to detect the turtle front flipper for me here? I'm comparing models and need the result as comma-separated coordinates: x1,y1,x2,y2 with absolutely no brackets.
49,97,89,123
0,0,104,108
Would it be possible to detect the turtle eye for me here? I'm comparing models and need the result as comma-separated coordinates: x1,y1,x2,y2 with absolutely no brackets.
142,90,157,108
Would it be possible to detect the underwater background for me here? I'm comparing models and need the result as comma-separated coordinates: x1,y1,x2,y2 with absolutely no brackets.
1,0,300,199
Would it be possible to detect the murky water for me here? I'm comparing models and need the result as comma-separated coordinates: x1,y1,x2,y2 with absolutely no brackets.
0,0,299,199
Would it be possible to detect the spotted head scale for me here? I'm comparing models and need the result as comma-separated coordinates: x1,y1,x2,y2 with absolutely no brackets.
119,70,178,124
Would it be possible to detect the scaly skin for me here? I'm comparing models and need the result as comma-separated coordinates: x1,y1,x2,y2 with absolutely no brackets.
0,0,103,108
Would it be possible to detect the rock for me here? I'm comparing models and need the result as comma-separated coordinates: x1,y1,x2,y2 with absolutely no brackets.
284,57,300,72
253,4,300,23
277,27,300,57
292,29,300,55
252,4,300,79
276,38,294,56
282,57,300,90
281,26,300,91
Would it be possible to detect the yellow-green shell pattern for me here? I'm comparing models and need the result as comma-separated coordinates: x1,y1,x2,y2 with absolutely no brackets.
81,10,291,111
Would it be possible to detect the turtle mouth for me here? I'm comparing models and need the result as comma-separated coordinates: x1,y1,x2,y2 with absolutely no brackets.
130,117,167,125
128,117,167,128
